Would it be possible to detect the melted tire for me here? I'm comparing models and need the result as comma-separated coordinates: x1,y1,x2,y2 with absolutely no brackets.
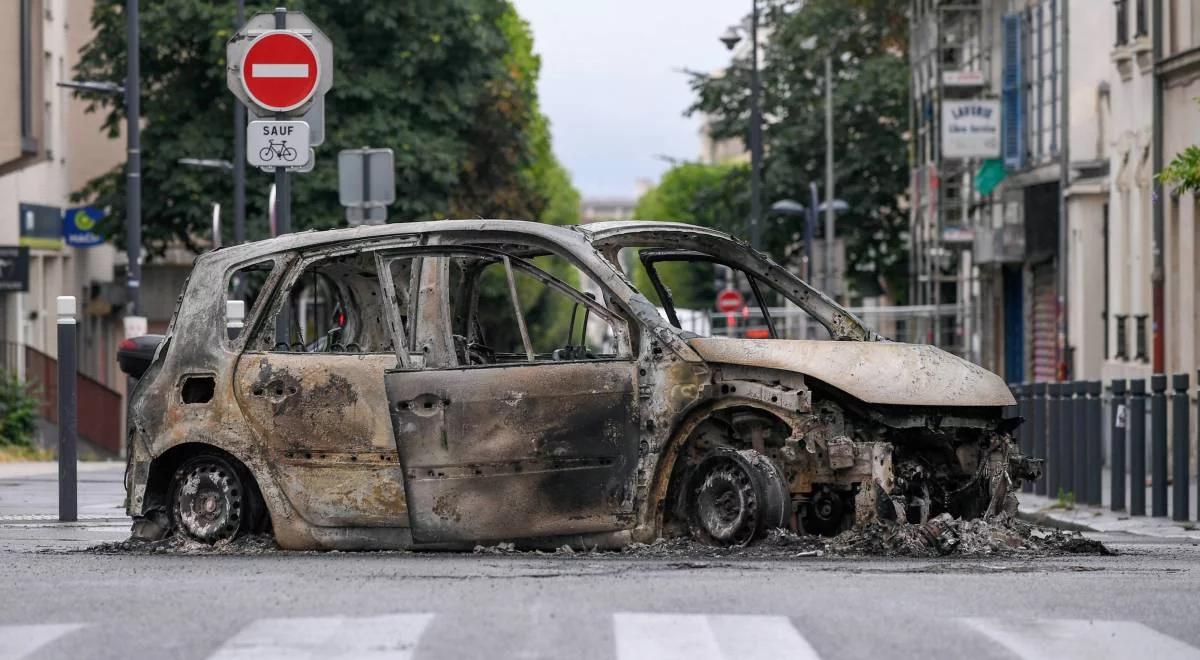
168,454,263,544
686,448,790,547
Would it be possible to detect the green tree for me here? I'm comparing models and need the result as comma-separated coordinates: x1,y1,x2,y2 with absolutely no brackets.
74,0,578,256
688,0,910,301
1160,99,1200,194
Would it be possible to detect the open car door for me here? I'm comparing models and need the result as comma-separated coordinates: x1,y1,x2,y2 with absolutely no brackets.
377,248,640,544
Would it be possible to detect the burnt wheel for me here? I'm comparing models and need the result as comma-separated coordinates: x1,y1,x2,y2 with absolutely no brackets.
168,454,262,544
686,449,789,547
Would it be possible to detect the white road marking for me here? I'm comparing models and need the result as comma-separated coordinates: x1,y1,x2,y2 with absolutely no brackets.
207,613,433,660
961,617,1200,660
614,613,821,660
0,624,83,660
251,64,309,78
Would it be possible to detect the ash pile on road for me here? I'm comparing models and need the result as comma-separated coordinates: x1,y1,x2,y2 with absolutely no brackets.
83,533,280,556
828,513,1112,557
616,515,1110,559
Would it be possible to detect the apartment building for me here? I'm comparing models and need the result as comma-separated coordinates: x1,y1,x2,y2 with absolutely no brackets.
1,0,128,452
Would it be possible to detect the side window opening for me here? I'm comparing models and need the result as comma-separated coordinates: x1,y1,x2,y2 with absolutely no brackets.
226,259,276,340
444,252,623,366
253,252,397,354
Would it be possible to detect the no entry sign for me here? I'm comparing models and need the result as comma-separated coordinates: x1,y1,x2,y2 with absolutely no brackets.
240,31,320,113
716,289,746,313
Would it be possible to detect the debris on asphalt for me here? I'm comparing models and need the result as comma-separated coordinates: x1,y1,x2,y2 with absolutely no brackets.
81,533,280,555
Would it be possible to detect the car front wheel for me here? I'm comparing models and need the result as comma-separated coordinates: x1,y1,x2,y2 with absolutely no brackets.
168,454,263,544
686,448,790,546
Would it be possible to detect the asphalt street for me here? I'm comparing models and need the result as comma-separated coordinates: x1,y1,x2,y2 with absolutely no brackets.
3,464,1200,660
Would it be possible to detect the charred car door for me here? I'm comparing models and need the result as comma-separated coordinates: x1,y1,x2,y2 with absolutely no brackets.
378,248,640,544
233,247,416,529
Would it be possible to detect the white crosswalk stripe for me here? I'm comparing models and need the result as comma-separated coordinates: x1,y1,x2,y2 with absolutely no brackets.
961,617,1200,660
206,613,434,660
613,613,822,660
0,624,84,660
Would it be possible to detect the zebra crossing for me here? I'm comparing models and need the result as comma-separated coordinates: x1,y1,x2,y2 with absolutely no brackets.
3,614,1199,660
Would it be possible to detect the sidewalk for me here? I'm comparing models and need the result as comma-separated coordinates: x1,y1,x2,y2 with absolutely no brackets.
1018,467,1200,541
0,461,129,551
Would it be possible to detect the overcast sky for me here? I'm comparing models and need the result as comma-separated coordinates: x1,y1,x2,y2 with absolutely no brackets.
511,0,747,201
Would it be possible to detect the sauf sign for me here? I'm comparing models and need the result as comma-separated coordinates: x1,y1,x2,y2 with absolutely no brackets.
941,99,1001,159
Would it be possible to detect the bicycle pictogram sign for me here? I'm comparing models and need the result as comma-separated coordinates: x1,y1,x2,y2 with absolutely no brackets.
259,139,299,163
247,120,311,169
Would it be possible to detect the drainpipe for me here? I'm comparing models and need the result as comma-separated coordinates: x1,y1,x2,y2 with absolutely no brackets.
1057,0,1071,379
1151,0,1165,374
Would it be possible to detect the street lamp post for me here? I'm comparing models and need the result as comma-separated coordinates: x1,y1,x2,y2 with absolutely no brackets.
126,0,141,321
721,0,764,252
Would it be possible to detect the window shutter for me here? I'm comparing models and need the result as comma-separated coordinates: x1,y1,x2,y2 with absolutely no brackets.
1002,13,1024,169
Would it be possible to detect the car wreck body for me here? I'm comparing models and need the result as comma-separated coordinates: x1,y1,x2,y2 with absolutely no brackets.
122,219,1038,550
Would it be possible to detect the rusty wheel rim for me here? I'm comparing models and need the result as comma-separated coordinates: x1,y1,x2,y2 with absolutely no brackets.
690,458,759,546
171,457,245,543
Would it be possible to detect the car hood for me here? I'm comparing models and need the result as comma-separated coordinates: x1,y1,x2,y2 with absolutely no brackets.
687,337,1015,408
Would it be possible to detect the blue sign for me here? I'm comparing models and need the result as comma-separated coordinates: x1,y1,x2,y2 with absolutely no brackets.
63,206,105,248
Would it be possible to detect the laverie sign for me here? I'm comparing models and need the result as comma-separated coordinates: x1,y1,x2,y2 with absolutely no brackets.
942,99,1001,159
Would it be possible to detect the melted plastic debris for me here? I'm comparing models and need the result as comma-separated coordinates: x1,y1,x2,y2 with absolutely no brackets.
828,514,1113,557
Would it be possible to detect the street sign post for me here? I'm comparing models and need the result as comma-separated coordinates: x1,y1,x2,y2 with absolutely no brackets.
227,9,332,236
338,148,395,226
716,289,745,313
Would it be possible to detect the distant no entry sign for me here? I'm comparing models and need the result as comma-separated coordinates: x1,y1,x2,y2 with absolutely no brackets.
716,289,745,313
240,31,320,113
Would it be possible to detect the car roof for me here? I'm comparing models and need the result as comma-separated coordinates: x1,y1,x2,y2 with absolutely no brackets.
199,218,738,267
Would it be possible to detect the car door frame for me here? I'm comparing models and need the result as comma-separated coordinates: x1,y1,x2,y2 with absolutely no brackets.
376,244,642,544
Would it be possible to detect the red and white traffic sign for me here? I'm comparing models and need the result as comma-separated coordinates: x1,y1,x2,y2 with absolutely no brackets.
240,30,320,113
716,289,745,313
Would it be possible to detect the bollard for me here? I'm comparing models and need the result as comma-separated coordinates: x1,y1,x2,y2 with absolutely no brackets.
1172,373,1189,521
1046,383,1061,498
56,296,77,523
1059,382,1074,496
1087,381,1103,506
1073,381,1088,501
1111,379,1127,512
1196,371,1200,522
1151,374,1168,517
1033,382,1048,495
1130,379,1147,516
1016,383,1033,493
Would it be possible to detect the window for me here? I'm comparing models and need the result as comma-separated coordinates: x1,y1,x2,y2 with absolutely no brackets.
445,253,622,364
252,252,396,354
227,260,276,332
1115,0,1129,45
619,247,831,341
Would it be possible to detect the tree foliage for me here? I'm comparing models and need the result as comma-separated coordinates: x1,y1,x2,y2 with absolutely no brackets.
74,0,579,257
686,0,909,301
1160,100,1200,194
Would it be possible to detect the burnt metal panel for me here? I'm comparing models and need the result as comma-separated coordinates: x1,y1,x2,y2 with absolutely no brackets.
385,360,640,543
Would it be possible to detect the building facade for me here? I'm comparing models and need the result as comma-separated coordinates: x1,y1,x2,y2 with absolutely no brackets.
1,0,128,451
910,0,1113,384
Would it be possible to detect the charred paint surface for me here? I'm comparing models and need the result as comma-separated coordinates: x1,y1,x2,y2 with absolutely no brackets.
385,360,639,543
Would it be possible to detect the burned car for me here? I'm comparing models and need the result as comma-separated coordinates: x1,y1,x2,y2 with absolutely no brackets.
121,220,1037,550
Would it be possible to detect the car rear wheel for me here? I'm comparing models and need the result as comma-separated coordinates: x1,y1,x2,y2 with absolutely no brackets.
168,454,263,544
686,448,790,547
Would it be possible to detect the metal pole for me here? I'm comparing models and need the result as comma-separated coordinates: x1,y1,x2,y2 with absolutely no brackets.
1057,0,1071,379
125,0,141,316
57,297,77,522
273,7,291,236
1087,380,1102,506
824,54,835,298
1059,382,1074,496
1172,373,1189,521
1016,384,1031,493
1151,0,1165,372
1033,382,1048,495
748,0,762,251
1151,374,1168,516
233,0,246,245
1111,379,1127,511
1196,370,1200,521
1046,383,1061,497
1073,381,1087,499
807,182,818,283
1130,378,1147,516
